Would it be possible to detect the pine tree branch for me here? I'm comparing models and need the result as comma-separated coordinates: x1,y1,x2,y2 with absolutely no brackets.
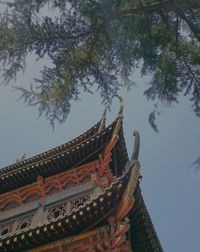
22,1,199,44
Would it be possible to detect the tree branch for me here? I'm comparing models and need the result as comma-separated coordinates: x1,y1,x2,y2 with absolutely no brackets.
112,1,172,18
181,57,200,88
177,10,200,42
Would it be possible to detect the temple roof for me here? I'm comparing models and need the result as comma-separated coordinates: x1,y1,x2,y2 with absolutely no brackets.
0,99,163,251
0,101,108,179
0,119,101,176
0,161,163,252
0,117,128,194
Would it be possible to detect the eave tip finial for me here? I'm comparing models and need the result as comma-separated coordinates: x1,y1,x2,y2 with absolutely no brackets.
130,131,140,163
102,101,108,119
98,102,108,132
117,96,124,118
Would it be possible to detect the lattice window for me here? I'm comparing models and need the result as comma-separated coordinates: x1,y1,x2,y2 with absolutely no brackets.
0,221,14,237
47,202,68,221
16,213,34,232
70,195,90,213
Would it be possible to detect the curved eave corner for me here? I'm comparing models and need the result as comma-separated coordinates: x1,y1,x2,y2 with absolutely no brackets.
0,100,125,194
108,131,163,252
0,99,112,177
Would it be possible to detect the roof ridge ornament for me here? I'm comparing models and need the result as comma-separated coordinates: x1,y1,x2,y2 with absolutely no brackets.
115,161,141,221
16,154,26,163
130,131,140,165
117,96,124,118
98,96,124,134
98,102,108,133
112,96,124,136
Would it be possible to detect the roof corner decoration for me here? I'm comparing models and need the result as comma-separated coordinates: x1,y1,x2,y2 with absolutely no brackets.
98,96,124,135
112,96,124,137
0,98,163,252
130,130,140,164
107,134,141,251
114,130,141,221
117,96,124,118
98,102,108,133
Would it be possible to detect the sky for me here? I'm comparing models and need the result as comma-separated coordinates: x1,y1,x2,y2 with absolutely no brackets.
0,58,200,251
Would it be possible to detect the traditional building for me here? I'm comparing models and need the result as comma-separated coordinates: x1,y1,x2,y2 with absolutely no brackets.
0,99,163,252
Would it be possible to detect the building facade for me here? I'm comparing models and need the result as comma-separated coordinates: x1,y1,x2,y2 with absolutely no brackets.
0,99,163,251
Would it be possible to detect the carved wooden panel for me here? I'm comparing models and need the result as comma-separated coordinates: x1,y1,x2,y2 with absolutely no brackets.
47,202,68,221
0,154,114,213
70,195,90,213
0,220,15,237
16,213,34,232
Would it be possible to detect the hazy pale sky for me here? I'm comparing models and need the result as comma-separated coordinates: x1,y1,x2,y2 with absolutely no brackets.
0,58,200,251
